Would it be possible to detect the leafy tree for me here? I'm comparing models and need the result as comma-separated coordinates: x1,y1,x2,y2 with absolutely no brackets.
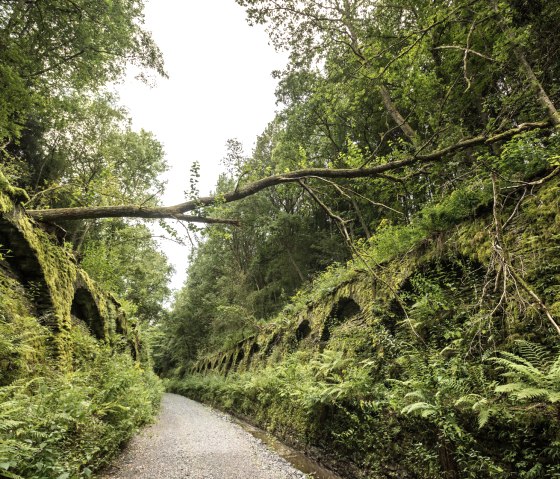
80,221,173,324
1,0,172,327
0,0,164,141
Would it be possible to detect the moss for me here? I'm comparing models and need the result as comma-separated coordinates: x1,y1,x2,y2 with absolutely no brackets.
0,269,49,384
194,177,560,379
177,177,560,479
0,182,133,369
0,170,28,210
6,210,77,367
0,273,34,319
0,176,160,477
76,269,111,339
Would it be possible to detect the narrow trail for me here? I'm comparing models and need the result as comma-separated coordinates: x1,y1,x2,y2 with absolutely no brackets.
99,393,307,479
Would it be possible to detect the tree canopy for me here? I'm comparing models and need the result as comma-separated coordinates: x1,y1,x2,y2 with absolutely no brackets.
1,0,172,324
2,2,560,476
2,0,559,332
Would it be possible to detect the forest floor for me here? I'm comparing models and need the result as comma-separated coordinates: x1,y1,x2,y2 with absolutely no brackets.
98,393,307,479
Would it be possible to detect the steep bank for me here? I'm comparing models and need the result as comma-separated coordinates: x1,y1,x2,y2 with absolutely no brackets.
170,173,560,478
0,176,163,478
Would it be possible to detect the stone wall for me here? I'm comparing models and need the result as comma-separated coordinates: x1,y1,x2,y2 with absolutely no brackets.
0,176,137,370
188,177,560,378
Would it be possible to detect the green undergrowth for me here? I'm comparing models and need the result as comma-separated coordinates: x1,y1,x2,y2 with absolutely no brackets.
171,171,560,478
171,343,560,478
0,317,163,479
0,185,163,478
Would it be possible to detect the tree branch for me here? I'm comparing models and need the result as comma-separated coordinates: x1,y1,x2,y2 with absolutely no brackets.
26,121,551,224
378,84,419,144
514,49,560,127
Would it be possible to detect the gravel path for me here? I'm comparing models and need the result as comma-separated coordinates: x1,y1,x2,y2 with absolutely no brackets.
99,393,307,479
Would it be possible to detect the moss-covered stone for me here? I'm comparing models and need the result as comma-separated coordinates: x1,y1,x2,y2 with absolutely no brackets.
191,177,560,387
0,176,136,371
0,170,29,210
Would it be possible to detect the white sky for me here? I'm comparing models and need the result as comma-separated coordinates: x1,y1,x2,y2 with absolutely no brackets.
114,0,287,291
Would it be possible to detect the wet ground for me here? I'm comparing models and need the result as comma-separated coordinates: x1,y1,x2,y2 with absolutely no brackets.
232,417,341,479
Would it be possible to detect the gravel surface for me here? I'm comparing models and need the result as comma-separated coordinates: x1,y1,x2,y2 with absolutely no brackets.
98,393,307,479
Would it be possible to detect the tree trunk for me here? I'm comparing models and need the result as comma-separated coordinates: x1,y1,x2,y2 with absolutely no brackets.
515,49,560,127
25,121,550,224
379,84,419,143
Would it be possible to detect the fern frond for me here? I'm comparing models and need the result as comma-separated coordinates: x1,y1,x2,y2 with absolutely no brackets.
401,401,436,417
547,392,560,403
550,354,560,374
491,345,560,405
492,351,539,371
495,382,526,393
509,387,551,400
491,357,543,380
478,408,490,428
454,393,483,406
515,340,551,370
404,390,426,401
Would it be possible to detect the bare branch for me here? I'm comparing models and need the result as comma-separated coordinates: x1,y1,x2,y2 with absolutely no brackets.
434,45,495,62
298,180,352,245
490,173,560,335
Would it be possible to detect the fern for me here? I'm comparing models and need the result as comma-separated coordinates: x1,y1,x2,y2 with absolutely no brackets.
401,401,437,417
516,340,553,369
490,341,560,404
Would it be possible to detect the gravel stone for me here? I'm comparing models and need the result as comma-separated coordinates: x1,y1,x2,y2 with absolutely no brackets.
98,393,308,479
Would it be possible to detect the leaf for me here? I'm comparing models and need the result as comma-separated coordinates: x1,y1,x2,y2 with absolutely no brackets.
401,401,436,416
478,408,490,428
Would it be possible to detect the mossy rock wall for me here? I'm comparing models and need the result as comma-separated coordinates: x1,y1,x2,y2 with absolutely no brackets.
0,181,137,371
191,176,560,383
180,178,560,478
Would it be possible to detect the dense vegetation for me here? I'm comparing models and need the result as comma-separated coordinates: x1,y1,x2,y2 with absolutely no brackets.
2,0,560,478
157,1,560,478
157,0,560,366
0,314,162,478
1,1,169,477
170,171,560,478
0,0,173,321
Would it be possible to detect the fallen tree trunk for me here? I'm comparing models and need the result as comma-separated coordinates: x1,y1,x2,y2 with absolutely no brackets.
27,121,551,224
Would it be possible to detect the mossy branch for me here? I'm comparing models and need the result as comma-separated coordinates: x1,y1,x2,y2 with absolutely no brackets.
26,121,551,225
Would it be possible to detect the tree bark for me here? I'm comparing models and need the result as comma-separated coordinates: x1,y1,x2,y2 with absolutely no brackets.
491,0,560,127
379,84,419,143
337,3,419,144
26,121,550,224
515,49,560,127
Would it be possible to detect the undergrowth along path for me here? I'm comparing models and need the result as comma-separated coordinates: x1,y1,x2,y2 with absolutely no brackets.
99,393,307,479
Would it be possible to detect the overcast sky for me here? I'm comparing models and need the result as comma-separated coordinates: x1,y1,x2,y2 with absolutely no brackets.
114,0,287,291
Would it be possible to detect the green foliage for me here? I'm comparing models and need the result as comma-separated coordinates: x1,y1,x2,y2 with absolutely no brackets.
0,313,47,387
0,324,162,479
167,174,560,478
22,93,167,208
0,0,170,338
0,187,163,477
158,164,350,366
162,0,560,373
0,0,164,142
491,341,560,403
80,221,173,324
4,0,555,476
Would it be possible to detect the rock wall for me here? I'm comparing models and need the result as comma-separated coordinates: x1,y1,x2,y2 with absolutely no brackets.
0,175,137,371
189,175,560,380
